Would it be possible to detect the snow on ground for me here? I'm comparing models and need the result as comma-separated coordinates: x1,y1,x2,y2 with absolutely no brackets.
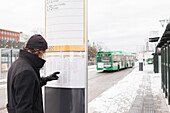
88,66,143,113
0,79,7,89
88,65,96,72
88,64,170,113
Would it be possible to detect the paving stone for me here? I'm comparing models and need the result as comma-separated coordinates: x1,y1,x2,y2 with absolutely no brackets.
129,75,155,113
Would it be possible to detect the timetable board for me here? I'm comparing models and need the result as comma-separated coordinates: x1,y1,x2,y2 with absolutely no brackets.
45,0,87,88
45,0,86,52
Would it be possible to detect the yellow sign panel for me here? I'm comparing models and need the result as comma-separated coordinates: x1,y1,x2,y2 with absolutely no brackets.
47,45,85,52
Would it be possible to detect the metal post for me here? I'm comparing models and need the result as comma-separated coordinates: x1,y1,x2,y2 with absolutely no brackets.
165,45,168,98
168,41,170,104
162,46,165,93
10,49,12,66
155,47,159,73
166,44,169,99
153,52,159,73
161,47,164,90
7,51,9,70
163,46,165,94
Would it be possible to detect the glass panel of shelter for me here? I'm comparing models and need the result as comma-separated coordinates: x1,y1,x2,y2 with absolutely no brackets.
1,49,19,72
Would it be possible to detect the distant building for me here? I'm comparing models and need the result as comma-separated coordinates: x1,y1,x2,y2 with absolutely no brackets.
0,29,20,41
0,29,24,49
146,41,149,52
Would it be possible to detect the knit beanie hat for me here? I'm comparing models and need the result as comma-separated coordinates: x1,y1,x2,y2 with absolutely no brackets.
26,34,48,50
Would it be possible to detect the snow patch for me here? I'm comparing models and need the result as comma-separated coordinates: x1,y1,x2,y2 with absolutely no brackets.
88,67,143,113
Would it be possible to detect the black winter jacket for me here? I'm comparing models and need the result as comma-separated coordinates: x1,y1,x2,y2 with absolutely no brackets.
7,50,47,113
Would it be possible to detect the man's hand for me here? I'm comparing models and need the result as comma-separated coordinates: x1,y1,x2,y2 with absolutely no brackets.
46,72,60,81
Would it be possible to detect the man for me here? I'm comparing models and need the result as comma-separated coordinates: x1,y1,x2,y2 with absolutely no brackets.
6,34,59,113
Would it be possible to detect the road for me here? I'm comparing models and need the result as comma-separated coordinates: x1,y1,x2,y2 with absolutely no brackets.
88,66,135,102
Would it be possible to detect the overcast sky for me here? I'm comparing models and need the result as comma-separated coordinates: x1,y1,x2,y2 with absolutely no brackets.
0,0,45,35
89,0,170,52
0,0,170,52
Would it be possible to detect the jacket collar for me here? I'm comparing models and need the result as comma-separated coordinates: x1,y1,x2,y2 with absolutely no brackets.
19,50,46,69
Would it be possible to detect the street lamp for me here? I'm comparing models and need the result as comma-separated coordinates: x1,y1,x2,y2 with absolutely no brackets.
159,18,170,28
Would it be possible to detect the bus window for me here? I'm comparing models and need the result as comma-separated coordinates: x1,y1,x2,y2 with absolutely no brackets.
97,57,102,62
117,55,122,61
102,57,111,62
112,55,117,61
113,55,122,62
108,54,111,56
97,57,111,62
121,56,125,61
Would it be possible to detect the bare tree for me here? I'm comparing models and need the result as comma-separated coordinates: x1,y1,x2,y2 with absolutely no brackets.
88,45,97,60
88,41,98,65
96,42,106,52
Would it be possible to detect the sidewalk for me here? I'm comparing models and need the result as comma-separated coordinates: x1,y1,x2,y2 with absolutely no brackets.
0,72,7,80
88,64,170,113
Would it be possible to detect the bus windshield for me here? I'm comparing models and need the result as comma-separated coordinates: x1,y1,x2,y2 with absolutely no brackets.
97,57,111,62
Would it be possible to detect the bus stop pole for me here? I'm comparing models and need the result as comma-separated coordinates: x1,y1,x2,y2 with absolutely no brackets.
44,0,87,112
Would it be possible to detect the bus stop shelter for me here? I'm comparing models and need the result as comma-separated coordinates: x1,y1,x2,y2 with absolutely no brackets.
149,37,160,73
154,23,170,105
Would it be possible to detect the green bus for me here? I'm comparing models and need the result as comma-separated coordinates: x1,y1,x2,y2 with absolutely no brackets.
146,58,153,64
96,51,134,71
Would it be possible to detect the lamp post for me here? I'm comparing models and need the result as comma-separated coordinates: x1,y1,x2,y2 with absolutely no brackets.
159,18,170,28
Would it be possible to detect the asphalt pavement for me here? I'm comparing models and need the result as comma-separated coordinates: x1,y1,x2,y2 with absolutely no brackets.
88,66,135,102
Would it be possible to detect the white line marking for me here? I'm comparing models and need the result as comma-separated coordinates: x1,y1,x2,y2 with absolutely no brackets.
88,69,96,72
